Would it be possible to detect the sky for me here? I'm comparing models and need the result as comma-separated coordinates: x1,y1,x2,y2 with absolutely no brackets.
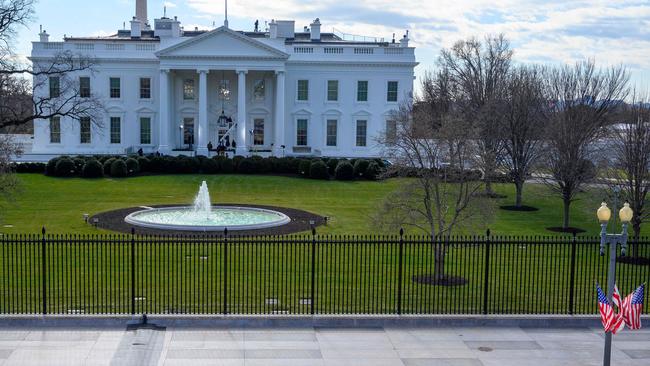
14,0,650,92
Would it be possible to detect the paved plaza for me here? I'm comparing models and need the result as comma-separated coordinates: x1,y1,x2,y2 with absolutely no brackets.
0,324,649,365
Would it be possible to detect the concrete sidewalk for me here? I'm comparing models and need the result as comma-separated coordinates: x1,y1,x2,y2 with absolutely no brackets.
0,324,649,366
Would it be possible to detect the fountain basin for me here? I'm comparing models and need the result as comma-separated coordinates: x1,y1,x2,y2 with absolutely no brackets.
125,206,291,232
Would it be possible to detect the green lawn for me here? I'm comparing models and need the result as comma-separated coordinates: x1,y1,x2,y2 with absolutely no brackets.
0,173,629,236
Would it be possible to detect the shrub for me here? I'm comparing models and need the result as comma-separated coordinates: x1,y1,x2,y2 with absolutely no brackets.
14,162,46,174
72,158,86,173
232,155,245,170
364,162,381,180
137,157,150,172
298,159,312,176
335,161,355,181
55,158,76,177
309,160,329,180
218,157,234,173
258,158,273,174
148,156,164,173
326,159,339,176
200,158,219,174
103,158,116,176
125,158,140,175
82,159,103,178
274,157,294,174
237,158,257,174
353,159,370,178
45,157,59,176
110,159,128,178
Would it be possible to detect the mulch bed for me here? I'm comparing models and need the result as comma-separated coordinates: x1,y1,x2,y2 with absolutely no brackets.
616,256,650,266
499,205,539,212
89,204,325,236
546,227,586,234
412,275,468,287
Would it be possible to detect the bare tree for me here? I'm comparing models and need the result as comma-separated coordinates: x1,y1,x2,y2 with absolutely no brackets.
502,65,548,208
609,98,650,256
375,71,492,283
544,60,629,230
439,34,512,196
0,0,103,131
0,135,20,215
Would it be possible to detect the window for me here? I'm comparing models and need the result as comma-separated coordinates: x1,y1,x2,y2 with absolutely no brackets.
253,79,265,101
110,117,121,144
327,80,338,101
253,118,265,145
110,77,121,98
357,81,368,102
140,117,151,144
219,79,231,100
49,77,60,98
356,120,367,147
183,118,194,145
183,79,195,100
297,80,309,101
80,117,91,144
386,119,397,143
140,78,151,99
296,119,308,146
49,117,61,143
387,81,398,102
326,119,337,147
79,77,90,98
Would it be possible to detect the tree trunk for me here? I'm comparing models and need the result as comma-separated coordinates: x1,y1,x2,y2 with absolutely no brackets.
563,198,571,229
433,239,447,282
484,180,494,196
514,181,524,208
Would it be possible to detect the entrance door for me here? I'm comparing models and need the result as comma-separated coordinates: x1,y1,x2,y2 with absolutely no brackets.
183,117,194,149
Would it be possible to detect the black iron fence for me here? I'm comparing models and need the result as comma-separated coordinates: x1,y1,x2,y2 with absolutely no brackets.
1,230,648,315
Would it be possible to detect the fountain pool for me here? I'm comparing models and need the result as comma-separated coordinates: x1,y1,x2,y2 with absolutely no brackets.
124,181,291,231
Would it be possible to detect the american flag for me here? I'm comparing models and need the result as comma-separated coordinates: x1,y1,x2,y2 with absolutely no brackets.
622,284,645,330
597,283,624,334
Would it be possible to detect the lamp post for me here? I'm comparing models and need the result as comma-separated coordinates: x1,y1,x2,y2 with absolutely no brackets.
179,124,184,149
597,195,633,366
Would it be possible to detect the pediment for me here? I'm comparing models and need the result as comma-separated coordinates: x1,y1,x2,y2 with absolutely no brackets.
157,27,288,60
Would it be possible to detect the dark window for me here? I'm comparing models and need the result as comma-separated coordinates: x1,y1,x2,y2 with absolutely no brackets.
296,119,308,146
297,80,309,101
50,117,61,143
253,119,265,145
140,78,151,99
356,120,367,147
110,117,121,144
357,81,368,102
140,117,151,144
110,77,121,98
80,118,91,144
79,77,90,98
49,77,60,98
326,119,337,147
387,81,398,102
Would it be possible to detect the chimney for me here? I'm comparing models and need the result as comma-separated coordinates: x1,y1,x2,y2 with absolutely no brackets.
136,0,148,24
310,18,321,41
400,31,410,47
39,25,50,42
130,17,142,38
269,20,278,38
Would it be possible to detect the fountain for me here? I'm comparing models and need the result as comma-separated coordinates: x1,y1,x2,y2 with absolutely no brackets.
124,181,291,231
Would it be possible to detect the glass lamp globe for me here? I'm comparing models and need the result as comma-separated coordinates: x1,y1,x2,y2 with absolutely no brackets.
597,202,611,223
619,202,633,224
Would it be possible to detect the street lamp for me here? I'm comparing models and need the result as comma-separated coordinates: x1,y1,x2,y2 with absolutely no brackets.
597,198,633,366
179,124,184,149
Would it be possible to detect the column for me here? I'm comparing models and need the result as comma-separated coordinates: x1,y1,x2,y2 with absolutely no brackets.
236,69,248,156
196,69,210,156
274,70,286,157
158,69,171,154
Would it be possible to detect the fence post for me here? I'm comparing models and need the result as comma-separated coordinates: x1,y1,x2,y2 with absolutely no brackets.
310,226,316,315
568,232,577,315
482,229,491,315
223,228,228,315
130,228,136,315
397,228,404,315
41,227,47,315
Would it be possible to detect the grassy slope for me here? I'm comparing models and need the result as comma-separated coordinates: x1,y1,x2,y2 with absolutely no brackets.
0,173,634,236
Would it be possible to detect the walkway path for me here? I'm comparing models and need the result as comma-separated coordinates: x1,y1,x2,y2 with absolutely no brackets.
0,325,648,365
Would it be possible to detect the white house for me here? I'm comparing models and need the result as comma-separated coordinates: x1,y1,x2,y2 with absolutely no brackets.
30,0,417,158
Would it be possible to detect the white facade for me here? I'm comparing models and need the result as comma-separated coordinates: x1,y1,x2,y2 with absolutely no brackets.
30,9,416,158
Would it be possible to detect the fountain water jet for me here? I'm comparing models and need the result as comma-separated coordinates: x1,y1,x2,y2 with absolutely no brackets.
124,181,291,231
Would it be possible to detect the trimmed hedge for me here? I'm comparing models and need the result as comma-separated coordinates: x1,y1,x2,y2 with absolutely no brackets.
110,159,128,178
82,159,103,178
335,161,355,181
309,160,329,180
55,158,76,177
42,154,390,181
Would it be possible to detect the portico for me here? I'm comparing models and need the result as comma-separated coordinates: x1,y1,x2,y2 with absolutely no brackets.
155,26,289,156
